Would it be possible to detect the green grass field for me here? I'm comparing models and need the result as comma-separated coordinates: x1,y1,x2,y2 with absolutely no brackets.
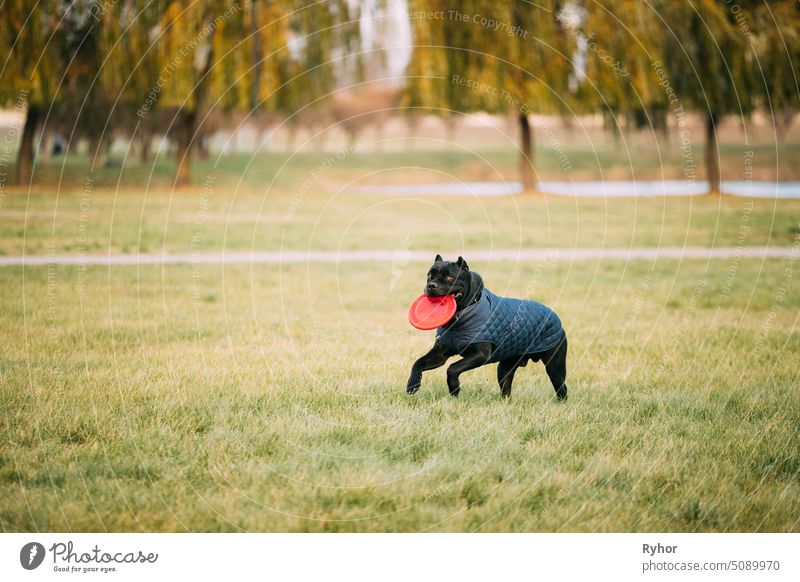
1,258,798,531
3,183,800,258
1,150,799,532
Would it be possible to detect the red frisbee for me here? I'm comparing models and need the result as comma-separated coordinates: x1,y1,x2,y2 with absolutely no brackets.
408,294,457,330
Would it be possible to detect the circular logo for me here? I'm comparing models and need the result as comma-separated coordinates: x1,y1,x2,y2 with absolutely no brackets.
20,542,45,570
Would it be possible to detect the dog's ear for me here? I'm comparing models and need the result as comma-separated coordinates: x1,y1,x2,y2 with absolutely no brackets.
456,256,469,271
434,254,443,262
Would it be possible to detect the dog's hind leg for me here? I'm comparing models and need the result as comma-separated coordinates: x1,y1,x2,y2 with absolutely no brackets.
497,357,525,399
407,340,453,394
542,333,568,401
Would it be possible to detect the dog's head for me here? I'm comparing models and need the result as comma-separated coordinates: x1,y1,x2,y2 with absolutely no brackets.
424,255,484,311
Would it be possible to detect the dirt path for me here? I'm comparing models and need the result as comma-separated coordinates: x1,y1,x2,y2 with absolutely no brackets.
0,246,796,267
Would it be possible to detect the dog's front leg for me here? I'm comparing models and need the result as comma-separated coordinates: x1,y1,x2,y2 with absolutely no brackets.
446,342,493,397
407,340,453,394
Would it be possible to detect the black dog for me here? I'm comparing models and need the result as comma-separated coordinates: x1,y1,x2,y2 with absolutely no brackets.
406,255,568,400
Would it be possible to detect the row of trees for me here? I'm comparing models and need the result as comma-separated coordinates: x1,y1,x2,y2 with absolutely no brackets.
405,0,800,193
1,0,359,185
2,1,799,192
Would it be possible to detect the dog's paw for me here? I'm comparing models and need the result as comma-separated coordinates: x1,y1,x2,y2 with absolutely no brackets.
406,384,420,395
448,387,460,397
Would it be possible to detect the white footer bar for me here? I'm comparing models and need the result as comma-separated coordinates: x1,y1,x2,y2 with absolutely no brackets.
1,533,797,581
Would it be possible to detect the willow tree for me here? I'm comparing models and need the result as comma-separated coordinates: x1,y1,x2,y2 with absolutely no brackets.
0,0,64,184
96,0,282,167
278,0,360,150
654,0,757,194
223,0,288,145
1,1,131,179
577,0,669,137
404,0,573,192
139,1,236,185
752,1,800,147
507,1,574,191
401,0,449,147
95,0,165,164
125,0,357,185
55,1,121,165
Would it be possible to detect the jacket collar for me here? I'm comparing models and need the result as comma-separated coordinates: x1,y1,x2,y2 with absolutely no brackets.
440,289,488,329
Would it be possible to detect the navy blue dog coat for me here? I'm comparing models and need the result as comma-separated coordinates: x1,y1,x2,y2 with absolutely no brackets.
435,289,563,362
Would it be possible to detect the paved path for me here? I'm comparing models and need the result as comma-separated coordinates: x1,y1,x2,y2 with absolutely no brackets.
361,180,800,198
0,246,796,267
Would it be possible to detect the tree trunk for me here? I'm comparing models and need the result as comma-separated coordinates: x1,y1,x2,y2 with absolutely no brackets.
139,132,151,164
38,128,52,163
519,113,535,193
313,122,327,151
705,112,721,195
230,127,239,153
444,116,458,143
66,134,78,155
250,0,262,111
174,13,214,186
255,125,266,153
373,119,384,152
197,133,209,161
89,133,106,166
286,124,297,152
345,129,357,149
174,109,195,187
405,115,419,152
15,104,40,185
775,109,794,173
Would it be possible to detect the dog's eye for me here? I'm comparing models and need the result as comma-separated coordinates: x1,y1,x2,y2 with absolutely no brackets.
446,275,455,282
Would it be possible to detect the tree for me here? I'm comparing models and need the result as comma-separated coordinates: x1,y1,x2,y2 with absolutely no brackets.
752,1,800,148
94,0,164,165
278,0,359,152
330,84,399,147
3,1,361,186
653,0,758,194
504,2,574,191
141,1,236,186
129,0,357,185
57,2,117,166
575,0,669,138
404,0,574,192
0,0,63,184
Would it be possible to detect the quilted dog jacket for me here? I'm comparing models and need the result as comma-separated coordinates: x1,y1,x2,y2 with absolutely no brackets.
435,289,563,362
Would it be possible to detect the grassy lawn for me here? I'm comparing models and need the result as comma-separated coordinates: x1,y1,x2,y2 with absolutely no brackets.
4,147,799,257
19,143,800,189
2,149,798,532
2,186,800,257
1,255,798,532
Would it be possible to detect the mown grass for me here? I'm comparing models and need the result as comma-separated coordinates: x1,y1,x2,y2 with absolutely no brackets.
4,145,799,257
1,256,798,532
19,142,800,189
2,186,800,257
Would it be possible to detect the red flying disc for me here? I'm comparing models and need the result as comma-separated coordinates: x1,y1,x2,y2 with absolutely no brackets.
408,294,457,330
